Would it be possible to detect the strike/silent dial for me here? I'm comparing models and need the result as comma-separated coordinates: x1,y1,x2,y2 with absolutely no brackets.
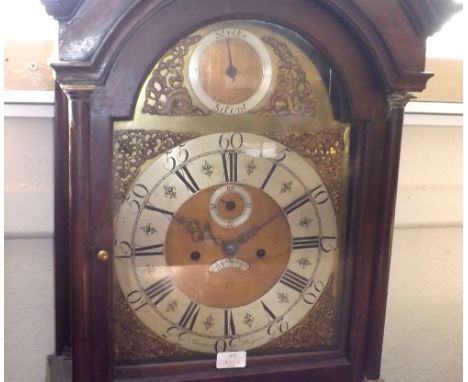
188,27,272,114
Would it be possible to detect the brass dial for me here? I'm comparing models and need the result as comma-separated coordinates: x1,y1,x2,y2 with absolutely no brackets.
114,132,338,353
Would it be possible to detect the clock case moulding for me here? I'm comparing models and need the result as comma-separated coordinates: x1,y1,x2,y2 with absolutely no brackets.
40,0,460,381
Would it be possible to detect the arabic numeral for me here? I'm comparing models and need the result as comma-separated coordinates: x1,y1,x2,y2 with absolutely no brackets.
274,147,291,162
126,184,149,212
303,280,325,305
213,337,239,353
219,132,244,150
311,184,329,204
164,144,190,171
214,339,227,353
126,290,147,311
267,319,289,337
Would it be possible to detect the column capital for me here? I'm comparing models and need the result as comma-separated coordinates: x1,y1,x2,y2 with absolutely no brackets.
387,91,415,110
60,84,96,99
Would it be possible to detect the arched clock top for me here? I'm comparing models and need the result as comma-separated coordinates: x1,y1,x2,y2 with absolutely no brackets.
43,0,460,94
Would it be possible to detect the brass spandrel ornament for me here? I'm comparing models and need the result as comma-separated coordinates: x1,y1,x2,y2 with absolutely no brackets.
113,130,200,209
142,35,208,116
254,36,316,117
114,281,194,362
264,130,348,212
255,275,336,352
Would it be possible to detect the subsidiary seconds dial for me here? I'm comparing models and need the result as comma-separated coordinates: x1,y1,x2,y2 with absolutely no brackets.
209,184,253,228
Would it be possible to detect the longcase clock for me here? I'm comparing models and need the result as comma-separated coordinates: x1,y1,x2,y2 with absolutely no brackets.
40,1,460,381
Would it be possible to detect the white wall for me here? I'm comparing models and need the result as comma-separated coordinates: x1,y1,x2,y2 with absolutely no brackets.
4,115,55,382
382,116,462,382
3,107,462,382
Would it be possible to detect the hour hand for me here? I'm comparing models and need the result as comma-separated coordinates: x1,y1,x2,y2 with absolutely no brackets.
174,215,223,245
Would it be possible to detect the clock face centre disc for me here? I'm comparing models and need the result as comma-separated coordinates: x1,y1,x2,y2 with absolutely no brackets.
164,183,292,309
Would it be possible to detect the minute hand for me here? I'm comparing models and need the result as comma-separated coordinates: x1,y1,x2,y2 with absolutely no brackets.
234,210,284,245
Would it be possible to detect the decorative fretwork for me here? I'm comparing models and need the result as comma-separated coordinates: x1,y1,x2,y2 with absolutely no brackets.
253,36,316,116
113,129,200,210
142,35,208,116
264,130,346,212
254,275,336,352
114,280,194,362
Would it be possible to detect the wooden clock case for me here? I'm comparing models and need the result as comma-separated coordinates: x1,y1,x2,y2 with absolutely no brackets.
41,0,460,381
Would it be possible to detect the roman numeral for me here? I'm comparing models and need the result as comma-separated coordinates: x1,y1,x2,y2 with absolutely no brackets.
283,194,310,215
224,310,236,336
145,277,174,307
279,269,309,293
261,300,277,321
292,236,320,250
222,152,238,182
175,166,200,194
134,243,164,256
128,277,174,311
260,163,277,190
144,203,174,216
179,302,200,330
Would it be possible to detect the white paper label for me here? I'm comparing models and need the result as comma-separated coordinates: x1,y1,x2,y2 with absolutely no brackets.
216,351,247,369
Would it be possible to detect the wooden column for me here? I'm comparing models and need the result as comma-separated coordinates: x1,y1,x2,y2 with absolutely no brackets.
61,84,95,382
54,81,71,356
364,92,414,382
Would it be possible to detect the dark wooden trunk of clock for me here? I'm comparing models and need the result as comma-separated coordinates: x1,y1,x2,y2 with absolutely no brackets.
54,82,71,357
46,0,459,381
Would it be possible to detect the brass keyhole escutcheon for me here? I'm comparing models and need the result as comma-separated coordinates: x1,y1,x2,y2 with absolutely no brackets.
96,250,109,262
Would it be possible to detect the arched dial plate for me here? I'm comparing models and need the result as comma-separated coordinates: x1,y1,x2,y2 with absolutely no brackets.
114,132,337,353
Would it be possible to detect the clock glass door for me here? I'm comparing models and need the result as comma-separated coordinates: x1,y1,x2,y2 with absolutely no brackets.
112,20,352,363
